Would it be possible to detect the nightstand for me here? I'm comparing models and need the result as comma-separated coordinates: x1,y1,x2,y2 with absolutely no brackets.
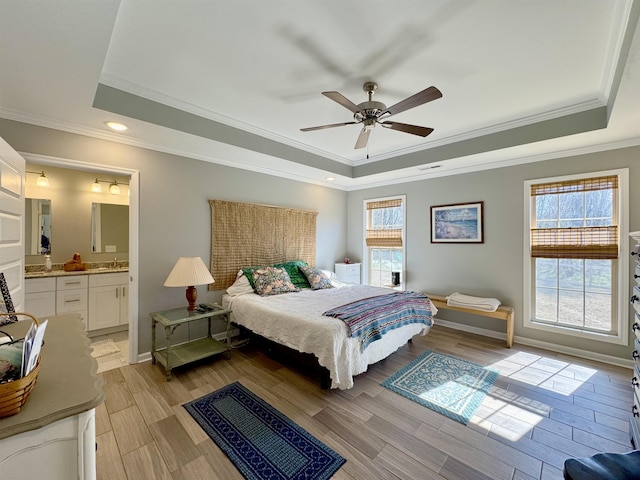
150,303,232,380
334,262,360,283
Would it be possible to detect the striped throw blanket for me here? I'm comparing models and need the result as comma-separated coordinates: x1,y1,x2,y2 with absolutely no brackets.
323,291,433,349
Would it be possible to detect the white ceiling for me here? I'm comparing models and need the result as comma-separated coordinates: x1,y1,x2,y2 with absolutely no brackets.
1,0,640,189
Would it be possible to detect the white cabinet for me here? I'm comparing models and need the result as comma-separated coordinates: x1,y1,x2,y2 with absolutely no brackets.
25,276,89,328
26,272,128,332
88,272,128,330
56,276,88,330
0,409,96,479
334,262,361,284
24,277,56,318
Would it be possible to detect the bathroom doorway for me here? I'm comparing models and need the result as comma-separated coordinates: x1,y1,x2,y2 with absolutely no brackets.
23,154,139,368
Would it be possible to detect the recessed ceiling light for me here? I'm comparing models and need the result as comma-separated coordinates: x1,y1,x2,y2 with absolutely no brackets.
325,177,335,181
105,121,128,132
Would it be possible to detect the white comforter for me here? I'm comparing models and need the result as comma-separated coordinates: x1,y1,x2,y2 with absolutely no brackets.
222,283,433,389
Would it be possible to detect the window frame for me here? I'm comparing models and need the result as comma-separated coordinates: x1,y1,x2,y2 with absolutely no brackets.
522,168,629,345
362,195,406,289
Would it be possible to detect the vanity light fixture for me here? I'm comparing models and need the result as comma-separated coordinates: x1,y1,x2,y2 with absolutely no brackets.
26,170,50,187
90,178,129,195
105,121,128,132
91,178,102,193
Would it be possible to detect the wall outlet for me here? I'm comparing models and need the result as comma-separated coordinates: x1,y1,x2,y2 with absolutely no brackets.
105,245,116,253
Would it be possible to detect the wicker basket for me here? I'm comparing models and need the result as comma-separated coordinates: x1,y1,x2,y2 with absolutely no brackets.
0,312,41,418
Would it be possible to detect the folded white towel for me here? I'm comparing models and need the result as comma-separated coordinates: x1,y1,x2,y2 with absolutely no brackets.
446,292,501,312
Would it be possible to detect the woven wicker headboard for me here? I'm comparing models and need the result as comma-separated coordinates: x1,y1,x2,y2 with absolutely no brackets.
209,200,318,290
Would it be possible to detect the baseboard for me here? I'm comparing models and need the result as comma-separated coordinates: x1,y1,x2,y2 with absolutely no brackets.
137,351,152,363
434,317,633,369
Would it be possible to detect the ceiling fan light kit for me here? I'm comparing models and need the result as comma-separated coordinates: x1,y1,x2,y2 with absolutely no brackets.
301,82,442,149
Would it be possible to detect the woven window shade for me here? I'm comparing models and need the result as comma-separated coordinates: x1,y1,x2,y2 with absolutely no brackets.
530,175,618,259
530,175,617,196
209,200,318,289
531,226,618,259
366,199,402,210
365,198,403,247
366,229,403,247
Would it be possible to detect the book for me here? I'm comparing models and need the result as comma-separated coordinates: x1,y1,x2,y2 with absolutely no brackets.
21,319,47,377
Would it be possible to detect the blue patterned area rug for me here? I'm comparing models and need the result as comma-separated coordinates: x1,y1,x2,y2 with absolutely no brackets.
184,382,345,480
382,350,499,425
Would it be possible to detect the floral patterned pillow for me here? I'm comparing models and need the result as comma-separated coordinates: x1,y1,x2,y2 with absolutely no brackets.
252,267,300,296
300,266,333,290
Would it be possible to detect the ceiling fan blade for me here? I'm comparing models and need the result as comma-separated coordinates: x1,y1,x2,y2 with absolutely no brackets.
382,86,442,117
322,91,361,113
300,121,357,132
279,26,353,80
381,121,434,137
354,128,371,149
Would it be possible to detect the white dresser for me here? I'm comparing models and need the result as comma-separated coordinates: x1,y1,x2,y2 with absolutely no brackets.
0,314,103,479
334,262,360,284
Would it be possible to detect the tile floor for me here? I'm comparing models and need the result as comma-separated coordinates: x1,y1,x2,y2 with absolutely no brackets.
90,330,129,373
96,325,634,480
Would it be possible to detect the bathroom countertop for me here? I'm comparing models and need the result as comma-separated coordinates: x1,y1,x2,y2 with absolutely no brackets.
25,267,129,279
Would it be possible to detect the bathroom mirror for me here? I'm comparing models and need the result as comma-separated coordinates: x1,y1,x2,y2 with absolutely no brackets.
91,203,129,253
25,198,52,255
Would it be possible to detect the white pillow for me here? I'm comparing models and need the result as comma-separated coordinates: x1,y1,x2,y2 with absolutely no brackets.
226,274,255,296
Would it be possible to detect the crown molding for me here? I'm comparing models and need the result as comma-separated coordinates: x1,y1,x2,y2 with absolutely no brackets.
352,98,606,166
3,107,639,193
99,74,351,165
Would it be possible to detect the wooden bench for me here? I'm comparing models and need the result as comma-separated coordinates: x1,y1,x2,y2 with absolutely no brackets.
426,293,515,348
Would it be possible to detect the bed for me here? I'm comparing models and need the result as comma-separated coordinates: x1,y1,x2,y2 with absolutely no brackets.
222,269,435,390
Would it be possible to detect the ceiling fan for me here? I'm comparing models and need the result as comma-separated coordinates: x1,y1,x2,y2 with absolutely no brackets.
301,82,442,149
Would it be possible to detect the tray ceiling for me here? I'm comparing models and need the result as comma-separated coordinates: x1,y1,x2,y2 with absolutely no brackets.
1,1,639,189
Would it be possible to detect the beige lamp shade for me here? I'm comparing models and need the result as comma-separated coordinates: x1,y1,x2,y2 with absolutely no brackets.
164,257,214,310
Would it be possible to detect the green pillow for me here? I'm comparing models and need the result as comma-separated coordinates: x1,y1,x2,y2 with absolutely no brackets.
273,261,310,289
242,261,310,289
241,266,264,289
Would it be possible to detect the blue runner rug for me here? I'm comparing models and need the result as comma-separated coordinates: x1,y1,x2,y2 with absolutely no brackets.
381,350,499,425
184,382,345,480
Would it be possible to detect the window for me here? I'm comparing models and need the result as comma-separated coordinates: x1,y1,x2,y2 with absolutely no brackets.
524,170,628,344
364,196,405,287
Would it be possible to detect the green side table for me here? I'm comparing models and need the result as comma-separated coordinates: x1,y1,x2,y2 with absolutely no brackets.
150,303,232,380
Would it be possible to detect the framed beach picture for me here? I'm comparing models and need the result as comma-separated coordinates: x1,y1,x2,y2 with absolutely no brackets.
430,201,484,243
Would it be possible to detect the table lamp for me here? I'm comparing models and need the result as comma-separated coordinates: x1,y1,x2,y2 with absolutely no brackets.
163,257,215,310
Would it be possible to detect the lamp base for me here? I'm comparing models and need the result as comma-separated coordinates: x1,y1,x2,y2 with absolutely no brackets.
186,285,198,310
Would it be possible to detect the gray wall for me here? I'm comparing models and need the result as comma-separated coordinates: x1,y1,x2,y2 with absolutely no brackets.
5,116,639,363
347,146,640,361
1,119,347,353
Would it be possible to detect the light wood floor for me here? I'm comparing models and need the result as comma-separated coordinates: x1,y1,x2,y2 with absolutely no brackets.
95,324,634,480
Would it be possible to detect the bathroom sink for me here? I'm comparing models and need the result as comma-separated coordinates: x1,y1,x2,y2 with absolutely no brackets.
92,266,128,272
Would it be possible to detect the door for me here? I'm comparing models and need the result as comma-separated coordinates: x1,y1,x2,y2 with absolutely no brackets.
0,137,25,314
88,285,120,330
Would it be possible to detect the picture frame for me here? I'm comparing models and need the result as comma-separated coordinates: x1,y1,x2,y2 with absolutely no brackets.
430,201,484,243
0,272,18,325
